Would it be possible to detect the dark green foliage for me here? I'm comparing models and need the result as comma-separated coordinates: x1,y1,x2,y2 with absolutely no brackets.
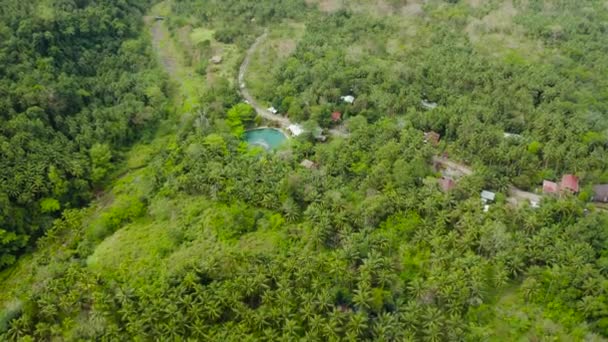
3,0,608,340
0,0,167,268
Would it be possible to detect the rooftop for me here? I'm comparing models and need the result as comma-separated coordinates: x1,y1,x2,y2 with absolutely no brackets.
481,190,496,202
340,95,355,104
560,174,579,193
543,180,559,194
300,159,316,169
593,184,608,202
331,111,342,122
287,124,304,136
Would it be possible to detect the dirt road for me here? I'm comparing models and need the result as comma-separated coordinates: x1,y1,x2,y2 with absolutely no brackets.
146,17,179,79
433,156,542,206
238,32,291,128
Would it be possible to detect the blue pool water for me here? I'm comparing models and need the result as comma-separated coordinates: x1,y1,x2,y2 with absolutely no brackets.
244,128,287,150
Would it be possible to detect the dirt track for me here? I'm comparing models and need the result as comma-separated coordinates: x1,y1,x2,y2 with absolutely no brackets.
238,32,291,128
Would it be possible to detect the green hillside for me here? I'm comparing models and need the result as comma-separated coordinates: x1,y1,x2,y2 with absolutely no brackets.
2,0,608,340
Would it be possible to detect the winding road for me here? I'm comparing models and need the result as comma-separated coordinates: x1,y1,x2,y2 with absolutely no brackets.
238,32,349,137
147,16,543,208
238,32,291,128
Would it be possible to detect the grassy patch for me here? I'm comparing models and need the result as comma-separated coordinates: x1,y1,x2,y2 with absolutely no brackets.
190,27,215,44
87,218,176,281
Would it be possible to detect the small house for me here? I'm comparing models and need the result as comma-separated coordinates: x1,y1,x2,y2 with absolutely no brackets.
300,159,317,169
331,111,342,122
424,131,441,146
481,190,496,204
438,177,455,192
287,124,304,136
543,180,559,194
560,174,579,193
592,185,608,203
210,55,223,64
340,95,355,104
268,107,278,114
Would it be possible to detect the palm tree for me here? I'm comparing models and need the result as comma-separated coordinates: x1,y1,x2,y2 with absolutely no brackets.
282,318,300,340
373,312,397,341
347,312,368,338
352,284,371,311
323,309,344,340
407,278,426,300
315,289,333,313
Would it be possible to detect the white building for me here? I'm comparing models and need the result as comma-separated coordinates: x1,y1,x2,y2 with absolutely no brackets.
340,95,355,104
268,107,278,114
481,190,496,204
288,124,304,136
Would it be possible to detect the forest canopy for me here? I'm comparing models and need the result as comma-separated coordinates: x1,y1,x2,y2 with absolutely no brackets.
2,0,608,341
0,0,167,267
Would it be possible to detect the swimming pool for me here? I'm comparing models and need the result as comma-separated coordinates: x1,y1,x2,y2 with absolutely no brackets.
244,128,287,150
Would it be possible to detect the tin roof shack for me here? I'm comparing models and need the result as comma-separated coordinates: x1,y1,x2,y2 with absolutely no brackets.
300,159,317,169
340,95,355,104
481,190,496,212
481,190,496,204
592,185,608,203
560,174,579,194
287,124,304,136
424,131,441,146
331,111,342,122
543,180,559,194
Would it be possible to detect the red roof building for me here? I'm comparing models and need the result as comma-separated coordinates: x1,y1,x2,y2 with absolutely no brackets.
438,177,455,192
331,111,342,122
543,180,559,194
560,174,579,193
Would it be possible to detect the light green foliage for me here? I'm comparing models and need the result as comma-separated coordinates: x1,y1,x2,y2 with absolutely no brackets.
0,0,168,266
527,141,543,155
3,0,608,341
90,143,113,184
226,103,256,136
39,198,60,213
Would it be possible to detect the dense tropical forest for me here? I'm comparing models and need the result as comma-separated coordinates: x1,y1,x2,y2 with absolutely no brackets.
2,0,608,340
